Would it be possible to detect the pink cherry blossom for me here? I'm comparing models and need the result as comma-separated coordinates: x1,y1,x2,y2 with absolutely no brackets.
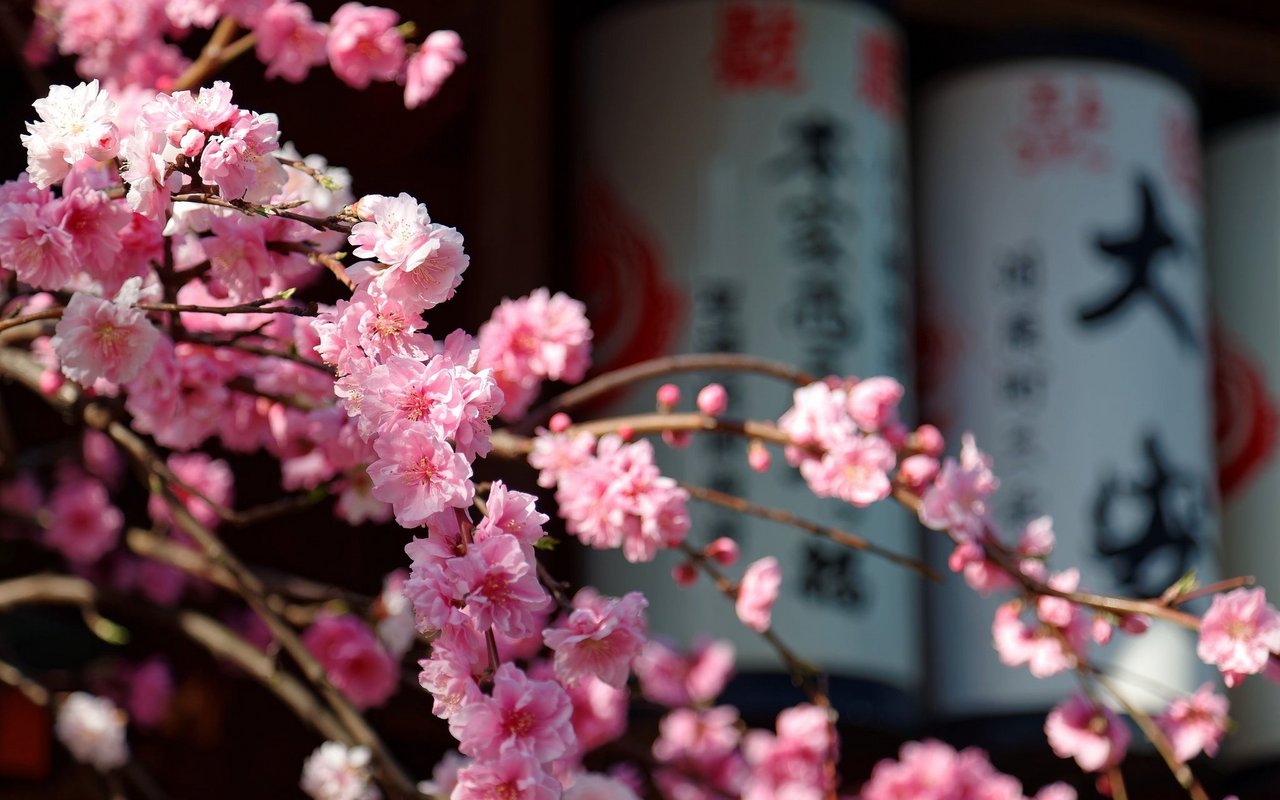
777,379,856,459
300,742,379,800
125,657,173,729
477,289,594,421
44,474,122,563
799,432,895,506
474,480,548,549
742,704,832,800
416,626,486,720
918,433,1000,542
0,198,75,289
846,376,903,432
653,706,748,799
453,751,561,800
403,30,465,109
562,673,628,753
452,534,552,640
1044,693,1130,773
52,282,160,385
302,614,398,710
528,428,595,488
1197,587,1280,686
367,421,473,527
254,1,328,82
147,451,234,531
992,599,1082,679
326,3,405,90
1155,682,1229,763
55,692,129,771
450,662,576,762
552,434,689,563
861,739,1074,800
736,557,781,633
54,186,131,279
544,589,648,688
635,636,735,708
22,81,119,188
198,110,288,203
696,383,728,416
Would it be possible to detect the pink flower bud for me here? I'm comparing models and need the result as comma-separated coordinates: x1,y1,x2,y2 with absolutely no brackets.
747,440,771,473
617,424,634,441
913,423,945,457
1092,615,1114,646
704,537,739,567
549,412,572,433
898,454,939,490
672,561,698,588
656,383,680,411
696,383,728,416
39,368,63,395
1120,614,1150,635
662,430,691,449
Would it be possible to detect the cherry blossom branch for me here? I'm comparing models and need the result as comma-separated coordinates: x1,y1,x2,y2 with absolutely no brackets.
0,348,419,798
679,481,940,580
138,299,314,317
1171,576,1256,606
674,543,840,800
171,193,354,233
0,655,170,800
172,18,255,93
675,542,824,698
0,306,63,333
124,528,368,625
0,655,50,707
455,507,502,682
151,486,419,798
0,574,348,743
520,353,817,431
176,331,335,374
890,486,1204,630
490,413,798,460
1092,671,1210,800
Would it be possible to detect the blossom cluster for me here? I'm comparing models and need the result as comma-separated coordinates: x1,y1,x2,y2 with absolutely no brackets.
28,0,465,109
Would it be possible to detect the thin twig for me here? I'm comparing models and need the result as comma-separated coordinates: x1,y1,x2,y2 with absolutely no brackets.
171,193,352,234
680,481,940,580
890,486,1204,630
1093,671,1210,800
520,353,817,432
171,18,254,92
138,300,312,317
0,349,419,798
490,413,800,460
0,574,347,744
0,306,62,333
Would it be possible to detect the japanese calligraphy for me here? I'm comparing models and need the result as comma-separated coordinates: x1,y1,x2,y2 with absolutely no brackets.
1078,175,1196,349
715,2,801,91
1092,432,1206,598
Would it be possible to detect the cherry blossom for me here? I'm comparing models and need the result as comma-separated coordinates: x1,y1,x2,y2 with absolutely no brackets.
1197,587,1280,686
56,692,129,771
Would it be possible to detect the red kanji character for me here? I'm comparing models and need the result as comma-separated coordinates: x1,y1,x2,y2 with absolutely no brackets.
1076,80,1105,130
1164,109,1201,203
714,2,801,91
1028,79,1061,124
857,31,902,120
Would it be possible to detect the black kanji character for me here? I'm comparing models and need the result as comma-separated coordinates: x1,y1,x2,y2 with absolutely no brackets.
1078,175,1196,348
801,543,863,608
1092,433,1205,598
